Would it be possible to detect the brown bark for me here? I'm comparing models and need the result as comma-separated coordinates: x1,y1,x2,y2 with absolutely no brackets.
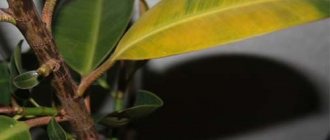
7,1,98,139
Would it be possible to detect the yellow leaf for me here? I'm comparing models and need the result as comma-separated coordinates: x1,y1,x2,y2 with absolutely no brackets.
113,0,330,60
77,0,330,96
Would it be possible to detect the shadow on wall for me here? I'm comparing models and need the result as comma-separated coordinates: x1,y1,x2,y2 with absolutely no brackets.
135,55,321,140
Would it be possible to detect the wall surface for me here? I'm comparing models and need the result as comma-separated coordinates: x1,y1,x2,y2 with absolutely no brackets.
141,0,329,140
143,18,329,140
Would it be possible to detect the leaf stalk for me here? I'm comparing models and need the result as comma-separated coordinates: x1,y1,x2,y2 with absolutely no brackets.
0,8,16,24
42,0,57,32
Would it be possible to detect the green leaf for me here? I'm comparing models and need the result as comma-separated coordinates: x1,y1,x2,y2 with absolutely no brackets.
9,40,24,93
13,40,24,74
96,76,110,89
100,117,130,127
54,0,134,75
101,90,163,127
0,62,10,105
110,0,330,60
0,115,31,140
126,90,163,118
13,71,40,89
47,117,67,140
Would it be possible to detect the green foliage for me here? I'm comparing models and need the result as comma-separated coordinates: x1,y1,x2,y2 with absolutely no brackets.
47,117,67,140
13,71,40,90
13,40,23,74
101,90,163,127
54,0,134,76
0,116,31,140
0,62,10,105
0,0,329,139
22,107,58,116
0,40,23,105
9,40,24,93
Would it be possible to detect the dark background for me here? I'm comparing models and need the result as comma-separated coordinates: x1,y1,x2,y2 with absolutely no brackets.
134,55,322,140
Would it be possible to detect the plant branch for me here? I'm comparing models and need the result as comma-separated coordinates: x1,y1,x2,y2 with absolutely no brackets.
7,0,98,139
84,96,91,113
42,0,57,32
0,8,16,24
139,0,149,15
0,107,16,114
78,56,117,97
28,98,41,107
0,106,58,116
25,115,68,128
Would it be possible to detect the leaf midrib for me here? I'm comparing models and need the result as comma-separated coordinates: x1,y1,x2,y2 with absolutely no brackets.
84,0,104,75
114,0,281,58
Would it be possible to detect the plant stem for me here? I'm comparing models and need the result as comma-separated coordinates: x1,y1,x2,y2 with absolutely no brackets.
139,0,149,15
114,91,124,111
7,0,98,139
28,98,41,107
42,0,57,32
0,106,58,116
78,56,117,97
85,96,91,113
0,107,16,114
0,8,16,24
22,107,58,116
25,115,68,128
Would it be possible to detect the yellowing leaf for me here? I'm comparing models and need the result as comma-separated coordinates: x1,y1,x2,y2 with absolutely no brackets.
112,0,330,60
77,0,330,96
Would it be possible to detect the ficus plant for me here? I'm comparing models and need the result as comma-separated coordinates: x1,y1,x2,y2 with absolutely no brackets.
0,0,329,139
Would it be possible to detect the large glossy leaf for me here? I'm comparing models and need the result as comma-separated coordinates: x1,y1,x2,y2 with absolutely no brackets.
111,0,330,60
100,90,163,127
54,0,134,75
47,117,67,140
0,116,31,140
0,62,10,105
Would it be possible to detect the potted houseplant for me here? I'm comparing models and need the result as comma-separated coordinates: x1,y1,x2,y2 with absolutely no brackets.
0,0,329,139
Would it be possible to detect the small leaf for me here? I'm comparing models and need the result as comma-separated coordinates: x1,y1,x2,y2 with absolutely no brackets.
101,90,163,127
101,117,130,127
54,0,135,75
0,115,31,140
0,62,10,105
96,74,110,89
13,71,40,89
14,40,24,74
110,0,330,60
47,117,67,140
123,90,163,118
9,40,24,93
9,54,19,93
